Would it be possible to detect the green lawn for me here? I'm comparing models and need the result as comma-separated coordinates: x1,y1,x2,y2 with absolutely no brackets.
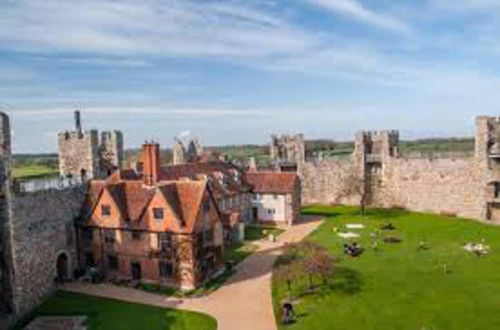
245,225,284,241
273,205,500,330
12,163,59,179
22,291,216,330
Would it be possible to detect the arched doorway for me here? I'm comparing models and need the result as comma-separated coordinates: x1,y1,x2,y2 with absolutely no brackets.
56,253,69,282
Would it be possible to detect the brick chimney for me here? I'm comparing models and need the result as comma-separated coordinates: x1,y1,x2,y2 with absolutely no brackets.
141,142,160,186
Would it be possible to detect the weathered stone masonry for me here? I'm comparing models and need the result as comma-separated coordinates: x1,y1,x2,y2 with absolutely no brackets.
0,112,88,326
9,186,87,318
276,116,500,223
58,111,123,180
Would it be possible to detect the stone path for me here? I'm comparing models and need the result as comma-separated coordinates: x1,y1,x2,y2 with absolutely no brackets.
23,316,87,330
63,216,323,330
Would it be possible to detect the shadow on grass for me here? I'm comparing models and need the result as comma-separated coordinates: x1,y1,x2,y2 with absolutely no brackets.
364,208,408,220
328,267,363,295
293,267,363,302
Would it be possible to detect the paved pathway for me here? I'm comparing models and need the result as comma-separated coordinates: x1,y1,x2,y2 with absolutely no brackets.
63,216,323,330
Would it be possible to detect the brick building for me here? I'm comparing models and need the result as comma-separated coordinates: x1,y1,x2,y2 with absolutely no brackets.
246,172,301,226
78,143,224,290
113,158,254,242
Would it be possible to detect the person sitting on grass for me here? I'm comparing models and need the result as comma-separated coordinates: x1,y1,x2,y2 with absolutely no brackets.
344,242,364,257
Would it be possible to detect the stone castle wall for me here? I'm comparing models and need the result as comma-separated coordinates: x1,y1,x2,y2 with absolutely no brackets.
9,185,87,319
300,154,489,221
386,157,487,219
301,158,357,205
297,117,500,223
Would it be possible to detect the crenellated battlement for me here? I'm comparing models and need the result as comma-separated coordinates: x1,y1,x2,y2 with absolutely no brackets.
270,133,305,172
57,111,123,180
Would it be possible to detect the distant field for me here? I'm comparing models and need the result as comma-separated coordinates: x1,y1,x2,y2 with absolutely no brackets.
12,163,59,179
12,154,59,180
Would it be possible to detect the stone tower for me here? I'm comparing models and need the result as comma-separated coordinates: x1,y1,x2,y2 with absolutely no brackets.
270,134,305,172
172,135,203,165
475,116,500,221
354,130,399,206
475,116,500,171
0,112,13,315
58,111,100,180
172,138,186,165
58,111,124,180
100,131,124,176
186,138,202,163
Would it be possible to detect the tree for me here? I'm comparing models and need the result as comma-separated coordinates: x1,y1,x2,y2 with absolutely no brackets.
336,171,367,215
302,248,335,289
313,250,335,285
275,262,300,300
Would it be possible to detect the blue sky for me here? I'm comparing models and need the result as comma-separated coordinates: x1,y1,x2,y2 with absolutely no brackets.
2,0,500,152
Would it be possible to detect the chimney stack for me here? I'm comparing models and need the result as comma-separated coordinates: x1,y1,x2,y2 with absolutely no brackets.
74,110,82,134
141,142,160,186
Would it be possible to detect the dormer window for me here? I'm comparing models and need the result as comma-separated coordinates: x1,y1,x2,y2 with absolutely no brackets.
153,208,164,220
101,205,111,217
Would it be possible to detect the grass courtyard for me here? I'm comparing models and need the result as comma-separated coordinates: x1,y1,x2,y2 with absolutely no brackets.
272,205,500,330
22,291,216,330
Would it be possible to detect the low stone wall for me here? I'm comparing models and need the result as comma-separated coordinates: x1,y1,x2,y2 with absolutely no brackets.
9,185,87,320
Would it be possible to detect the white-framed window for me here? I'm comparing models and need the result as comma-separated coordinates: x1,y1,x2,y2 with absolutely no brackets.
267,208,276,215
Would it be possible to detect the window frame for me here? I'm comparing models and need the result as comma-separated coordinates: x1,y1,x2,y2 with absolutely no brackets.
131,231,141,241
159,260,174,278
153,207,164,220
104,229,116,243
108,254,119,271
101,204,111,217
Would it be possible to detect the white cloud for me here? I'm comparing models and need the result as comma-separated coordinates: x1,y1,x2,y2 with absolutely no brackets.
305,0,410,33
0,0,318,58
54,58,151,67
9,105,280,119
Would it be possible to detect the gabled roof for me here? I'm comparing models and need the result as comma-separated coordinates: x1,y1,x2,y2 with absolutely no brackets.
86,177,211,234
106,181,156,221
246,172,299,194
174,180,206,233
157,183,185,226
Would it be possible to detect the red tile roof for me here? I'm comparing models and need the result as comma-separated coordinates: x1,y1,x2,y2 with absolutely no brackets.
246,172,298,194
86,177,210,234
106,181,156,221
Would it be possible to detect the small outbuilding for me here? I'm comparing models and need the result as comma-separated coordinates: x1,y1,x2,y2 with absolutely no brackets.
246,172,301,226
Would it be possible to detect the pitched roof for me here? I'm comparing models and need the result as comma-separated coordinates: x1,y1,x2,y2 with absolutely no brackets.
159,161,252,195
87,177,210,234
246,172,298,194
174,180,206,233
106,181,156,221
